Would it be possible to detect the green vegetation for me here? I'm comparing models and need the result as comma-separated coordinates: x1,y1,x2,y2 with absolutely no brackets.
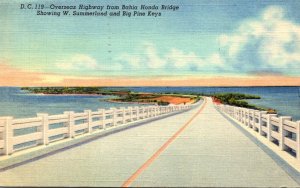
110,92,170,105
22,87,274,111
109,91,196,105
213,93,267,110
157,101,170,106
121,93,141,102
21,87,196,106
21,87,129,96
213,93,260,102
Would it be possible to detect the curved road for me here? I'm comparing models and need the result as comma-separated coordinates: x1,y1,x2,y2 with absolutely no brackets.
0,98,298,187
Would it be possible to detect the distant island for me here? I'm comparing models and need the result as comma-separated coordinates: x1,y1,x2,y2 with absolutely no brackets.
21,87,120,95
21,87,199,106
21,87,276,113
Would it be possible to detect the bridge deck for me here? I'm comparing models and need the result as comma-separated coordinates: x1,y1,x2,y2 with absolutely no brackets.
0,98,298,187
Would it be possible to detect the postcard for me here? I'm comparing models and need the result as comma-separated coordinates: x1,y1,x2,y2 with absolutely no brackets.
0,0,299,187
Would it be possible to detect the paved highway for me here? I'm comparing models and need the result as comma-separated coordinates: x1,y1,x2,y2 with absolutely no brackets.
0,98,298,187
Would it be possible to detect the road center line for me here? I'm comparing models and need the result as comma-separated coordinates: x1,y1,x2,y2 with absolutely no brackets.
121,98,208,187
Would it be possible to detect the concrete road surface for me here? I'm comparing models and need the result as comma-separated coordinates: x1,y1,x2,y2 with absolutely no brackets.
0,98,298,187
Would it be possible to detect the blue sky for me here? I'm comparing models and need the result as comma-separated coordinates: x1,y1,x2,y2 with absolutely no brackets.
1,0,300,80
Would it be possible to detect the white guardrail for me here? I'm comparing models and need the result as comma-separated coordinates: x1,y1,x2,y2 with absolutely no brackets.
0,103,195,156
216,104,300,160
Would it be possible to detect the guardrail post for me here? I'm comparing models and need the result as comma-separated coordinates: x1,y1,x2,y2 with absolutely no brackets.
64,111,75,138
296,121,300,160
144,107,148,118
1,117,13,155
145,107,148,118
240,108,243,123
146,107,149,118
241,109,245,124
151,106,153,116
141,107,145,119
249,110,254,129
136,106,139,120
149,107,152,117
258,111,267,136
148,107,152,117
122,107,126,124
267,114,277,142
252,110,258,130
37,113,49,145
279,116,292,151
110,108,116,126
152,106,154,116
150,106,155,117
84,110,92,133
230,106,234,117
246,109,250,127
233,107,236,119
236,108,239,121
148,107,151,117
100,109,106,130
129,107,133,122
152,107,155,117
254,110,260,131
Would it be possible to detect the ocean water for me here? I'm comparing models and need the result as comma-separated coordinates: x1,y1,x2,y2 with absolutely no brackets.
0,87,299,121
0,87,145,118
126,86,300,121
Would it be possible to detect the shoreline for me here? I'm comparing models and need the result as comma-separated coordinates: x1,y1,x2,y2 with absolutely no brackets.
25,93,105,96
106,99,157,105
5,87,298,120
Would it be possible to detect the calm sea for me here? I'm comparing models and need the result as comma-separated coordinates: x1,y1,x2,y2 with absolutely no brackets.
127,86,300,121
0,87,299,121
0,87,144,118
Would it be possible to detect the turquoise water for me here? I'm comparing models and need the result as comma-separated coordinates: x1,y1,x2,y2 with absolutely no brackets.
126,86,300,121
0,87,299,121
0,87,145,118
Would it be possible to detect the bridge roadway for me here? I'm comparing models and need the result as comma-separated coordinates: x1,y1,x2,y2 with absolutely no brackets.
0,98,298,187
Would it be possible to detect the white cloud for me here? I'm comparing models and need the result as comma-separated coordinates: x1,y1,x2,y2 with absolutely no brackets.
219,34,248,58
56,54,98,70
117,6,300,75
144,43,166,69
207,53,225,68
117,53,141,69
56,54,123,72
166,48,202,69
262,6,284,21
218,6,300,74
119,44,226,73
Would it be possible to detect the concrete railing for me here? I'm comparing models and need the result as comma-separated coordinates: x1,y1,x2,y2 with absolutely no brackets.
216,104,300,161
0,103,195,156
